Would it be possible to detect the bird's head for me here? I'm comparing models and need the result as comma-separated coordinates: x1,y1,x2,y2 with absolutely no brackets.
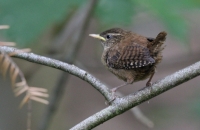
89,28,128,50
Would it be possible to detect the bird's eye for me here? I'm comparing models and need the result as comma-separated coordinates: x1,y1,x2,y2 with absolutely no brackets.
106,34,111,39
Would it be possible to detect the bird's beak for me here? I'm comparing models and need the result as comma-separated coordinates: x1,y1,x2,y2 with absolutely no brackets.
89,34,106,41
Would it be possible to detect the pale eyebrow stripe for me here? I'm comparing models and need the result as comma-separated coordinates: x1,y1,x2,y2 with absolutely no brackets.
108,33,121,36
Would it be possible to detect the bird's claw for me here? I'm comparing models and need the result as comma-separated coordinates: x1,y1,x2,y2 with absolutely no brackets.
105,88,118,105
146,82,152,87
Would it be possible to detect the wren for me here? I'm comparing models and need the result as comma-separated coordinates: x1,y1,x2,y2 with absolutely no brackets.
89,28,167,97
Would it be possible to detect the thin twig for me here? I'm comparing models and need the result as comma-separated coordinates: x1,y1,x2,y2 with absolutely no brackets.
131,107,154,128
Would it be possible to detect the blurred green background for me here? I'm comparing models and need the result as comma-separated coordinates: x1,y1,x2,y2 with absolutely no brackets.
0,0,200,130
1,0,200,46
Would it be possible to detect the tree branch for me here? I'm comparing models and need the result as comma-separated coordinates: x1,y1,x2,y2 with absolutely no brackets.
1,46,200,129
0,46,113,101
39,0,99,129
70,61,200,129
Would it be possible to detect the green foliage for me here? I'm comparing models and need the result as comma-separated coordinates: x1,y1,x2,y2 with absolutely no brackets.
95,0,200,45
95,0,135,30
0,0,86,46
0,0,200,46
136,0,200,45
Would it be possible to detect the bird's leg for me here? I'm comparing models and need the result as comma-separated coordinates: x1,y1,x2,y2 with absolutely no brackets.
146,72,155,98
108,82,129,103
146,72,155,87
111,82,129,94
109,78,134,103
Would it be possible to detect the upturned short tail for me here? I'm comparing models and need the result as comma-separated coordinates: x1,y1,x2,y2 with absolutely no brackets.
148,31,167,64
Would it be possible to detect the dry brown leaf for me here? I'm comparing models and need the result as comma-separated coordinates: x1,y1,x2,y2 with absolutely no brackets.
0,53,4,64
0,25,9,29
11,68,19,87
0,42,16,46
29,87,48,92
14,85,28,97
0,39,48,107
19,94,30,108
2,56,10,77
15,80,26,87
30,96,49,104
30,91,49,98
8,48,31,56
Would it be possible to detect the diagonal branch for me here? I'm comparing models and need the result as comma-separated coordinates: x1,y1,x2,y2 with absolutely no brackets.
0,46,113,101
70,61,200,130
1,46,200,129
39,0,99,130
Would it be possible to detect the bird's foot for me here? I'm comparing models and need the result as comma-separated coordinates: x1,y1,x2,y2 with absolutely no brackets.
146,81,152,87
106,88,118,105
106,83,129,105
146,81,153,94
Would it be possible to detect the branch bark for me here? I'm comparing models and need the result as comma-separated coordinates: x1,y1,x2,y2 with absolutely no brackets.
0,46,113,101
39,0,99,130
70,61,200,130
1,46,200,129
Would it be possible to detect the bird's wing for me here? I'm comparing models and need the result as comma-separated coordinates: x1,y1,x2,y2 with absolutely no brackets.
106,44,155,69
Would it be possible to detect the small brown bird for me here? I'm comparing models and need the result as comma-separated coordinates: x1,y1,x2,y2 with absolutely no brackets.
89,28,167,96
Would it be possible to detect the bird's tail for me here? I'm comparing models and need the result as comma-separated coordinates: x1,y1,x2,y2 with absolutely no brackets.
148,31,167,64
